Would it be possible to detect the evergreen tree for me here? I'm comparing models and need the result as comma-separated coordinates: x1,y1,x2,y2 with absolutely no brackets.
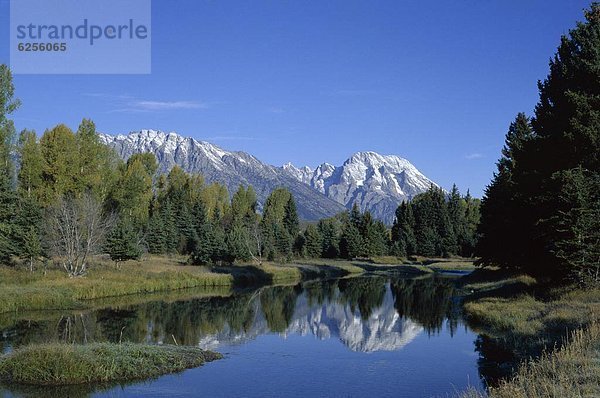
447,184,464,254
146,211,167,254
0,66,19,264
391,201,417,257
318,219,340,258
162,201,179,254
522,4,600,277
0,172,18,263
283,195,299,237
371,220,390,256
191,222,217,265
349,203,362,229
175,203,198,254
361,211,379,256
14,195,42,257
21,225,41,272
17,129,43,202
192,220,226,265
226,224,251,262
261,188,296,259
476,114,533,267
475,4,600,279
105,220,143,268
543,167,600,284
461,190,480,257
273,223,293,260
339,223,363,259
303,224,323,258
412,187,441,256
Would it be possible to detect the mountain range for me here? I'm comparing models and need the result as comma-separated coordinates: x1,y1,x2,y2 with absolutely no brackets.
196,282,423,353
99,130,437,223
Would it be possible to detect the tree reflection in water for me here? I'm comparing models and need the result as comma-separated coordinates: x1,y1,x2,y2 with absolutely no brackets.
1,275,510,388
0,276,470,350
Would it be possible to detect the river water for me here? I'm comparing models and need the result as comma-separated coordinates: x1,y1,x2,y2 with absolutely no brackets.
0,275,487,397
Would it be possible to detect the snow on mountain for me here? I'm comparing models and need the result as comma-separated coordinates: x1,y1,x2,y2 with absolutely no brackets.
282,162,313,185
282,151,437,224
99,130,346,221
194,283,423,353
99,130,438,223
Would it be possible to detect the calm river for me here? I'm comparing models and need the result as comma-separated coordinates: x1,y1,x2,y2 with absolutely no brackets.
1,275,488,397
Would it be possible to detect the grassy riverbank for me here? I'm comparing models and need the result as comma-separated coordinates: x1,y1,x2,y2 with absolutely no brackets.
462,269,600,358
0,343,222,386
0,260,233,313
459,268,600,397
0,256,365,313
1,255,471,314
462,322,600,398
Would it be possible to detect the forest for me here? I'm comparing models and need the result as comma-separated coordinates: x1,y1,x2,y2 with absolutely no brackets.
1,3,598,287
0,76,480,276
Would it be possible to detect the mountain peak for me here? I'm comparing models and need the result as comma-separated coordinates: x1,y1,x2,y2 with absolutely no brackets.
282,150,437,224
101,130,437,224
100,130,346,221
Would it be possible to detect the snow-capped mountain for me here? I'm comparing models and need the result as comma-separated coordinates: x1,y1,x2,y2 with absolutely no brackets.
282,151,437,224
99,130,437,223
99,130,346,221
191,282,424,353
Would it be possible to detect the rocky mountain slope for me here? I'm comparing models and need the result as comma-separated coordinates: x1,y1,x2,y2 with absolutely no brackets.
100,130,437,223
282,152,436,224
99,130,346,220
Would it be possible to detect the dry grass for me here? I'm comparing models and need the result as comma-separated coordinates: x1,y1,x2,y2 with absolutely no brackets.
460,323,600,398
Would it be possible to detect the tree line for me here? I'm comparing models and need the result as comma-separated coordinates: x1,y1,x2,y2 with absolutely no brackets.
0,63,482,277
476,4,600,284
294,186,479,261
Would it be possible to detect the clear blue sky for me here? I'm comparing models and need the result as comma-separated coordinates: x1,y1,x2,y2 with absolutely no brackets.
0,0,592,197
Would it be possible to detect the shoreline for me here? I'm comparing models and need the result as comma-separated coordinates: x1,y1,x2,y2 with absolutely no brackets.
0,256,473,315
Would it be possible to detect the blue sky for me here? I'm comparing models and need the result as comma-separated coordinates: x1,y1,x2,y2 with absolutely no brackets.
0,0,592,197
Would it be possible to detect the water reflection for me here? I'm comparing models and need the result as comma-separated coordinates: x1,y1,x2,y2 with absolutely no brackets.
0,276,463,355
0,275,489,397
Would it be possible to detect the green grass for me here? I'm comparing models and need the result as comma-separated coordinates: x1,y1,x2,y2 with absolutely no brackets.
0,261,233,314
0,253,470,315
369,255,477,272
370,256,406,265
291,258,366,276
464,294,546,337
461,268,537,294
0,256,320,313
460,322,600,398
0,343,222,386
259,263,303,283
425,259,477,271
458,267,600,398
461,269,600,358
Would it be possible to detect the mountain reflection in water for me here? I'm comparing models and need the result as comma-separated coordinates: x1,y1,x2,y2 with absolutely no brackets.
0,276,462,354
1,275,488,398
